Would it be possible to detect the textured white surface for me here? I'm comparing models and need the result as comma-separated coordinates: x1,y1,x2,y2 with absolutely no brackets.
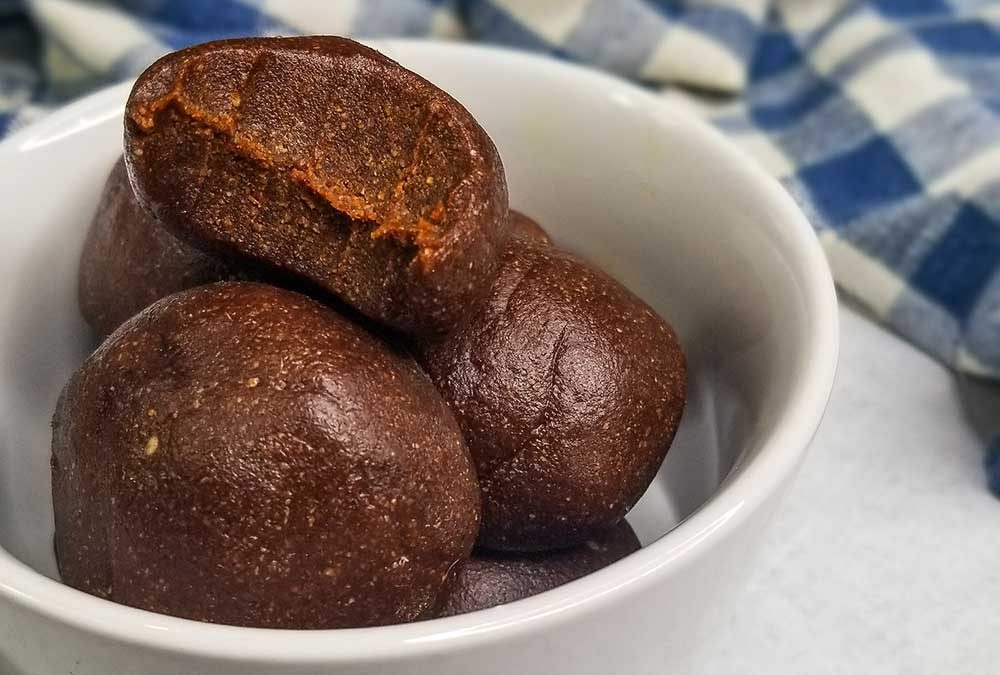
696,302,1000,675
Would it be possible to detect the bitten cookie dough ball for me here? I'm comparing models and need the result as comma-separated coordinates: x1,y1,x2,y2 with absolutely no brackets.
435,521,641,617
509,210,551,246
418,241,685,552
52,282,481,629
78,157,240,336
125,36,509,336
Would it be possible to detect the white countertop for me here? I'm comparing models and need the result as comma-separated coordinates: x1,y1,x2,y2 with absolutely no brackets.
695,302,1000,674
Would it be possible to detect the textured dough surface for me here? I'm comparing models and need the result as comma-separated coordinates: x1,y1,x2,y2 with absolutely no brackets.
79,157,240,336
53,282,481,628
508,210,551,246
125,36,509,335
418,240,686,551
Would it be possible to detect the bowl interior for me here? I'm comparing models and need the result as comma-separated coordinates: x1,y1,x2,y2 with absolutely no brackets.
0,44,810,588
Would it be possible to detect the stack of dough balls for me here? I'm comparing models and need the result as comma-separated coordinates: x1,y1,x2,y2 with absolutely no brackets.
54,36,686,629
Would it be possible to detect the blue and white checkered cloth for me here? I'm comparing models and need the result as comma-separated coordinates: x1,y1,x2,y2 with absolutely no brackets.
3,0,1000,488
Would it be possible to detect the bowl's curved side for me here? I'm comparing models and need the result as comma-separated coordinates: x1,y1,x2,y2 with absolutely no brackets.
0,41,838,675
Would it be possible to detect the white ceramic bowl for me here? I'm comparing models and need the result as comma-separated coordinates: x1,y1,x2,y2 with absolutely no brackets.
0,41,837,675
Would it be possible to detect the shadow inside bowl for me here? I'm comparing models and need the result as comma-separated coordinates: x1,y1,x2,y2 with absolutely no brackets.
0,203,99,580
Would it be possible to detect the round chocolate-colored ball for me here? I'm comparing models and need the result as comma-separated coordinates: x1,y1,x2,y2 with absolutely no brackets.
417,240,685,551
52,282,481,628
435,521,641,617
78,157,239,336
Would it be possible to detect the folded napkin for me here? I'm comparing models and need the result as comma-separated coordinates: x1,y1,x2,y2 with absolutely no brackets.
2,0,999,489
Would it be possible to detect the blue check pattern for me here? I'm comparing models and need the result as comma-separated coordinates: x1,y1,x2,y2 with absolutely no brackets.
3,0,1000,490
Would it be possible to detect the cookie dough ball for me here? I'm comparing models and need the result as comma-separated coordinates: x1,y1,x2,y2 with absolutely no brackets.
418,241,685,551
125,36,509,336
52,282,481,628
435,521,640,617
78,157,240,336
509,210,551,246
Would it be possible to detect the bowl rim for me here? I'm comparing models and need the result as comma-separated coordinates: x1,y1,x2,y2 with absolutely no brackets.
0,39,839,662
